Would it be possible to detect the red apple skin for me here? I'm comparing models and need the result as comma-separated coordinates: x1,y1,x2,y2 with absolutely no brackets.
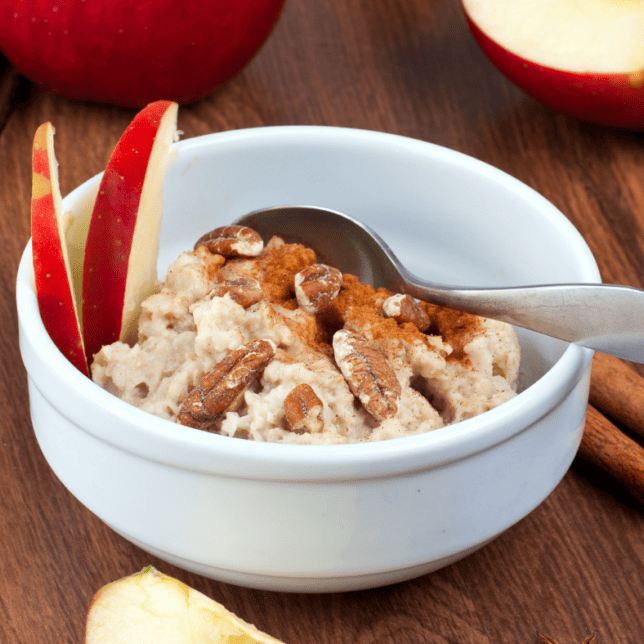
82,101,177,362
0,0,284,108
31,123,89,377
464,14,644,130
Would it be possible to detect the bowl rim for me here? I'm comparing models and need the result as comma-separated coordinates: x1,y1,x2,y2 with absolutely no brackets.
17,125,598,480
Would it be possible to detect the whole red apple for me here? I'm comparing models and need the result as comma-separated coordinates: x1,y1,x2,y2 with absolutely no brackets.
0,0,284,107
462,0,644,130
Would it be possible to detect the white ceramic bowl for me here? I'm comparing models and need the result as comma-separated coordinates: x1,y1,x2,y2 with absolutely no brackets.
17,126,599,592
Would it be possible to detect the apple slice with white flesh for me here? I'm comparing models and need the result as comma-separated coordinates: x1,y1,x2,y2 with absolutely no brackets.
462,0,644,129
82,100,179,362
85,566,285,644
31,123,89,377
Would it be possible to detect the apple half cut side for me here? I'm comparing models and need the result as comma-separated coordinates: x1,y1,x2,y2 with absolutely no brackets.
31,123,89,377
85,566,285,644
462,0,644,130
82,100,179,363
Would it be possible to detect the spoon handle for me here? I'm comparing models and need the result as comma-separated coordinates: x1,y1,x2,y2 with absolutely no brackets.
403,280,644,363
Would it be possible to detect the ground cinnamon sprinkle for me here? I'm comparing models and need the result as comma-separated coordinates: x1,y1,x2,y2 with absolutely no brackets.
251,241,480,366
315,274,390,344
198,247,226,281
421,302,481,362
321,274,479,366
257,237,316,307
91,227,521,444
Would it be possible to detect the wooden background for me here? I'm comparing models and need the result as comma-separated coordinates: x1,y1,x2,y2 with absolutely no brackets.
2,0,644,642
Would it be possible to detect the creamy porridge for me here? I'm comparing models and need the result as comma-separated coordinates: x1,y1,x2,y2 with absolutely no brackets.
92,225,520,444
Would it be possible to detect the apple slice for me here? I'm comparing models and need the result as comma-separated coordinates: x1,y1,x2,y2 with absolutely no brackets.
462,0,644,129
31,123,89,377
85,566,285,644
82,100,179,362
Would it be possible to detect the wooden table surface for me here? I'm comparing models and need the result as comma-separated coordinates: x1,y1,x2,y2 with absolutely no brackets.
3,1,644,643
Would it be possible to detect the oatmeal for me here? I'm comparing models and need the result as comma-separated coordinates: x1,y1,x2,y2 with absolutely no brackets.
91,226,520,444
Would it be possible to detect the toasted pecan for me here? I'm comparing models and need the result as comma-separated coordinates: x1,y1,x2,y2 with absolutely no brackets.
208,277,264,308
178,338,275,428
294,264,342,314
194,225,263,258
382,293,430,332
332,329,401,421
283,384,324,433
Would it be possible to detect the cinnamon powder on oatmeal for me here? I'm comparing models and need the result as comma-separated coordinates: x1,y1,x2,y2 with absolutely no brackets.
253,241,480,366
92,231,519,443
258,238,316,307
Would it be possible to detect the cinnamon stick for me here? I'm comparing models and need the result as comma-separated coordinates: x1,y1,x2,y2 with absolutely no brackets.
577,405,644,506
590,352,644,439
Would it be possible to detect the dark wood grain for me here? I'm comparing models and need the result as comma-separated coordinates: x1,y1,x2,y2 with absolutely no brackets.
2,0,644,642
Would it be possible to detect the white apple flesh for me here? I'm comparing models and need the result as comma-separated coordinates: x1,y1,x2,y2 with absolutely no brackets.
31,123,89,377
82,100,179,362
85,566,285,644
462,0,644,129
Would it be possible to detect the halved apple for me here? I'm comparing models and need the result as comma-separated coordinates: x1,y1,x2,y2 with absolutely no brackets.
31,123,89,377
462,0,644,129
82,100,179,362
85,566,285,644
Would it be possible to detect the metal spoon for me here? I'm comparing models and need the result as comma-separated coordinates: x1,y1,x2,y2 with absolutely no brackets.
234,205,644,363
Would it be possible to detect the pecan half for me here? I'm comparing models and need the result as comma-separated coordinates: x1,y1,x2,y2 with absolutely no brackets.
208,277,264,308
178,338,275,428
194,225,263,258
382,293,430,332
283,384,324,433
294,264,342,314
332,329,401,421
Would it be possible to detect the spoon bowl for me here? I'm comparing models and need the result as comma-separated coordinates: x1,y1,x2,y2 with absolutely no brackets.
236,205,644,363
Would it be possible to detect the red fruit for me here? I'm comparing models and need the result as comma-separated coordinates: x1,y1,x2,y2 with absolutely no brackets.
462,0,644,129
31,122,89,376
0,0,284,108
82,100,179,362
